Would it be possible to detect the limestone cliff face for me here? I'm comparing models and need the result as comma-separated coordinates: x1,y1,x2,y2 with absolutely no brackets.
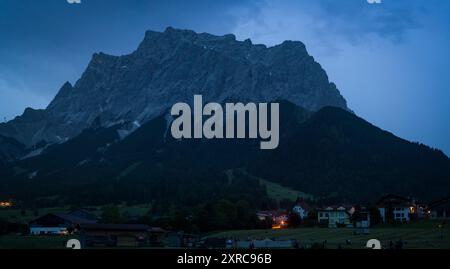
0,27,348,147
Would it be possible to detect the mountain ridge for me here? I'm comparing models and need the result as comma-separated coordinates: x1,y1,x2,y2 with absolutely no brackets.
1,101,448,205
0,28,448,207
0,27,347,148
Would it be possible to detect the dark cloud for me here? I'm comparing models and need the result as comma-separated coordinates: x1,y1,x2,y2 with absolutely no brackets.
314,0,424,44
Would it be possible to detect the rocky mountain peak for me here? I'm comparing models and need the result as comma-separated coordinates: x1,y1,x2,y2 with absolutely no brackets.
0,27,348,148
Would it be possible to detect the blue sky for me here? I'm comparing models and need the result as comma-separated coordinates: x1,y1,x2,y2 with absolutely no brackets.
0,0,449,154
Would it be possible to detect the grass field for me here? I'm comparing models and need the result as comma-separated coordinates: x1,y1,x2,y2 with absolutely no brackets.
1,222,448,249
210,221,450,249
259,178,314,202
2,226,448,249
225,169,314,202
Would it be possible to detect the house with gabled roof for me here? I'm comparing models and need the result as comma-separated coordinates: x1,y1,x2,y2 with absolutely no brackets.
376,194,415,223
29,212,97,235
317,206,353,228
428,197,450,220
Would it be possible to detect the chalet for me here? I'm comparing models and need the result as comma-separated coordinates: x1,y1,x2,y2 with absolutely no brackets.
256,210,288,229
377,194,415,223
354,211,370,228
317,206,352,228
29,213,97,235
428,197,450,220
256,211,275,221
352,207,371,234
292,201,310,220
79,223,166,247
269,211,289,229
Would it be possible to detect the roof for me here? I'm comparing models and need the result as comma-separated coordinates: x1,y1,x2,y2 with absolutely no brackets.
149,227,166,233
317,206,351,211
80,223,166,232
316,206,353,216
428,197,450,211
376,194,414,207
29,213,97,226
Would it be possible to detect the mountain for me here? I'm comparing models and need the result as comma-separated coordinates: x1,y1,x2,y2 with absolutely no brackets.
248,106,450,202
0,28,448,207
0,135,26,164
0,27,347,148
1,101,449,205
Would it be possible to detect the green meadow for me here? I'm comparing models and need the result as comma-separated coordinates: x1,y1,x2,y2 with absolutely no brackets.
210,221,450,249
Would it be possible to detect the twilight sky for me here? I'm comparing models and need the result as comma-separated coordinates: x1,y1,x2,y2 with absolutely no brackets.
0,0,449,154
